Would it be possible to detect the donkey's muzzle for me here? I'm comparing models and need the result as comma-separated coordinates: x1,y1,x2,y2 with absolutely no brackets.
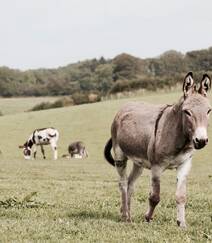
193,138,208,150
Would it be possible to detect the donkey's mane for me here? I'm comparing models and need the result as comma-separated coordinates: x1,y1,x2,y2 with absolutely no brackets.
172,96,185,114
153,95,185,140
154,104,173,137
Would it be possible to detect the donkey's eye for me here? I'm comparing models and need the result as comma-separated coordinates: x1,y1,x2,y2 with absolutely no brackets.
184,110,192,117
207,109,211,115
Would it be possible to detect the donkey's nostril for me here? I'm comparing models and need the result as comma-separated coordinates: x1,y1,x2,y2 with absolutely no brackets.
193,137,208,149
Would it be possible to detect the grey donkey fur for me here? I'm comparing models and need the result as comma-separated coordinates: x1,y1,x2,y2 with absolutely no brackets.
104,72,211,227
62,141,88,158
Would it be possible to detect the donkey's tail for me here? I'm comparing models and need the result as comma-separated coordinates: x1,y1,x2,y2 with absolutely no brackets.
104,138,115,166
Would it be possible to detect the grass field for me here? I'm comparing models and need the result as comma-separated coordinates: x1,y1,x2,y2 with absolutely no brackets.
0,96,60,115
0,91,212,242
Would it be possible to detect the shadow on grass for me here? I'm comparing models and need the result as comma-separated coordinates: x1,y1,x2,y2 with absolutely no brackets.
67,209,153,224
66,209,166,225
67,209,120,222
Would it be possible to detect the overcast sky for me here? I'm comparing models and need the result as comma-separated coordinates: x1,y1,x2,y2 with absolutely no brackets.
0,0,212,70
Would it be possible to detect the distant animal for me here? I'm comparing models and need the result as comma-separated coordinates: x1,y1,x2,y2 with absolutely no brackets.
19,127,59,160
62,141,88,159
104,72,211,227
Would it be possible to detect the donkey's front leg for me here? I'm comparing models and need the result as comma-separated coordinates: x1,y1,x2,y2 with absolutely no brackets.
50,143,58,160
176,158,192,228
145,165,162,222
33,145,37,159
40,145,46,159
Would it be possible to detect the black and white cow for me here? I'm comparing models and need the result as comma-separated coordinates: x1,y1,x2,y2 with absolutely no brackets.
19,128,59,160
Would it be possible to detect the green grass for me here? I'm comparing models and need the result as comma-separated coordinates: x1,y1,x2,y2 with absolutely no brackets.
0,96,60,115
0,91,212,242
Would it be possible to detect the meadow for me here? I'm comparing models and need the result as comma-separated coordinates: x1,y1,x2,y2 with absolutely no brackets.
0,91,212,242
0,96,60,115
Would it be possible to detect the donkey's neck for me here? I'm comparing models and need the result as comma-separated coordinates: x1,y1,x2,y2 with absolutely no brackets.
171,101,191,152
25,134,35,148
155,99,192,159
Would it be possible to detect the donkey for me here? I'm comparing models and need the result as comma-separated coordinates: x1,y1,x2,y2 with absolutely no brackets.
19,127,59,160
62,141,88,159
104,72,211,227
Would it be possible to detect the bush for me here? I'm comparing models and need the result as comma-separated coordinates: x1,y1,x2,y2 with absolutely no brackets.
52,97,74,107
71,92,101,105
30,102,52,111
88,93,101,103
72,93,89,105
109,76,179,94
29,97,74,111
29,93,101,112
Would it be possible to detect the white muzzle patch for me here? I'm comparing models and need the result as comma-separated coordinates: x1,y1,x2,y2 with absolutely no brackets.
193,127,207,140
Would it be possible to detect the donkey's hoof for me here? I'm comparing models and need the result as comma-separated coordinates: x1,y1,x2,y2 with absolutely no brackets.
121,215,132,223
177,220,187,229
121,215,128,222
126,216,132,223
145,214,153,222
127,218,132,223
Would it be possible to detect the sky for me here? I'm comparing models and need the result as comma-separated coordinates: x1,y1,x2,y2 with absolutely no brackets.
0,0,212,70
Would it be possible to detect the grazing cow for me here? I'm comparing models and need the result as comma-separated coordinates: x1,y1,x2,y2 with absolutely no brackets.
104,72,211,227
62,141,88,159
19,128,59,160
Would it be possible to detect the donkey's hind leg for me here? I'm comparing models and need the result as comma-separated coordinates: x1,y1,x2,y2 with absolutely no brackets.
114,146,129,222
127,163,143,220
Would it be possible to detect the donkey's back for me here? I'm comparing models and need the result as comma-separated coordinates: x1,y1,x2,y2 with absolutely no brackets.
111,102,164,161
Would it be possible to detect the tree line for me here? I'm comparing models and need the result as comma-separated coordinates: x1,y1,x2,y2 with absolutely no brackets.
1,47,212,98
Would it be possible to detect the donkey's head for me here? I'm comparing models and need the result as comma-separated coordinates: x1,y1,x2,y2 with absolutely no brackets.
182,72,211,149
19,143,31,160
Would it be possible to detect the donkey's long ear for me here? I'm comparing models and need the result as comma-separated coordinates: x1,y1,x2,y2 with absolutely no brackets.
198,74,211,97
183,72,195,97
